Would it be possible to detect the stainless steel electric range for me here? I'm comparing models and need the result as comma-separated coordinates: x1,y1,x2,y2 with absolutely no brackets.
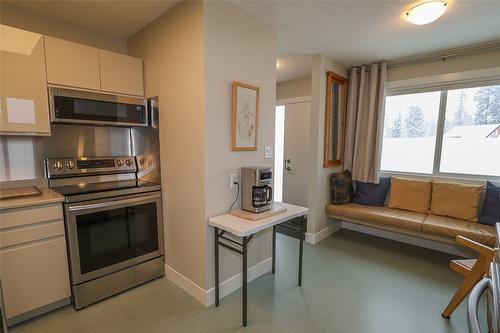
47,156,164,309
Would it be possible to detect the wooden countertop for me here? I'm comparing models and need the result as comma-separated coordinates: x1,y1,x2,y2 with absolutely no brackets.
0,187,64,210
208,203,308,237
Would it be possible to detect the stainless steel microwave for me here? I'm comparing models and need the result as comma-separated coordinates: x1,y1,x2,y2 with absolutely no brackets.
49,87,148,127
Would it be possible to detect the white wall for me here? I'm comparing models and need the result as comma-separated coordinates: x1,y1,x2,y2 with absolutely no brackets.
203,1,276,287
1,3,127,53
128,1,208,289
277,77,312,101
308,55,347,235
129,0,276,299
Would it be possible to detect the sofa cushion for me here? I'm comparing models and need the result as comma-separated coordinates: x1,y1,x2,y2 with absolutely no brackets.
479,181,500,226
422,215,496,246
330,170,354,205
326,203,425,232
430,181,483,222
352,177,390,207
388,177,432,213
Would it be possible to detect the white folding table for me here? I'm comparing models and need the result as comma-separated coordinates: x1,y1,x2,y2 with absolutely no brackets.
208,203,308,327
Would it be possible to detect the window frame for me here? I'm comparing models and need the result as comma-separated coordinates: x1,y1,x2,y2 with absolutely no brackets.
381,80,500,182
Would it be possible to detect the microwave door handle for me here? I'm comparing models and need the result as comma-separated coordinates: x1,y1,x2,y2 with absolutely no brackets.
467,277,490,333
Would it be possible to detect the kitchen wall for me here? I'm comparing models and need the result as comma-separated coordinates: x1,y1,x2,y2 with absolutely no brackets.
308,55,347,236
203,1,276,289
0,2,130,183
127,1,208,289
128,0,276,301
276,77,312,101
0,3,127,53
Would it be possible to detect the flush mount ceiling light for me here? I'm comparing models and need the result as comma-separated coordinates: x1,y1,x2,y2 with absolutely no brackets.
405,0,448,25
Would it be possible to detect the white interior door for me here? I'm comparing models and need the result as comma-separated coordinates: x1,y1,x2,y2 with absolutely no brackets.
283,101,311,207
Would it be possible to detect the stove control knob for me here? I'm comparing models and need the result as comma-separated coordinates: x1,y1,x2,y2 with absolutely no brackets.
65,161,75,169
53,161,63,170
116,159,123,166
125,159,133,166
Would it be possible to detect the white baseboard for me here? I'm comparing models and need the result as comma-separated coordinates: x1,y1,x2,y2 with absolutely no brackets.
305,222,342,244
165,257,272,307
165,264,209,305
205,257,272,306
341,221,475,257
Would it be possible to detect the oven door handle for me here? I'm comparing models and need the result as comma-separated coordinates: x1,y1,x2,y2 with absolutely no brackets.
468,277,491,333
68,193,160,212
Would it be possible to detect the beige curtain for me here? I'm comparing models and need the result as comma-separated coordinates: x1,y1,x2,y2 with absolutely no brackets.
344,62,387,183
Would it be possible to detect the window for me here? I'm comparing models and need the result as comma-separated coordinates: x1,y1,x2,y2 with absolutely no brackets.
381,83,500,178
381,91,440,174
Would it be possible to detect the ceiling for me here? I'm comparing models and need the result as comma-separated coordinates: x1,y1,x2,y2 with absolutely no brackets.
276,55,312,82
3,1,500,83
234,0,500,70
1,0,179,38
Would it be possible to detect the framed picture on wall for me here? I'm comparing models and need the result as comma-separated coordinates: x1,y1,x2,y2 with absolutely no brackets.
232,81,259,151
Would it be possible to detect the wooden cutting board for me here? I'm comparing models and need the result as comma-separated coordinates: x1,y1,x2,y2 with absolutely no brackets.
0,186,42,200
230,203,287,221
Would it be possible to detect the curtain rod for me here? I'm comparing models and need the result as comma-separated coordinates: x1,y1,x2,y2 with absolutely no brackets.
348,41,500,73
387,42,500,68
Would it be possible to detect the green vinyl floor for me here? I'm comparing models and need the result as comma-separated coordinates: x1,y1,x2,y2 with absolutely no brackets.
11,229,488,333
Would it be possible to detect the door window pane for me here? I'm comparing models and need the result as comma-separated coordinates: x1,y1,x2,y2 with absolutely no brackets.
381,91,441,173
440,85,500,176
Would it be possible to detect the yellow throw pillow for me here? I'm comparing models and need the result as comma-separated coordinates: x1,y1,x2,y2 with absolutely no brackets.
430,181,484,222
388,177,432,213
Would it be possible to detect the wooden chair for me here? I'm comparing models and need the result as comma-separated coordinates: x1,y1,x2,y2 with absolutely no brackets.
441,235,495,319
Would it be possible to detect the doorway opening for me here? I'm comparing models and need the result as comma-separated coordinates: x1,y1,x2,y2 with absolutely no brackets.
274,105,285,202
274,99,311,207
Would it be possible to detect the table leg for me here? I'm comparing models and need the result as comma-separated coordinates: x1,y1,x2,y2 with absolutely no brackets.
298,233,303,286
215,227,219,307
242,236,248,327
272,225,276,274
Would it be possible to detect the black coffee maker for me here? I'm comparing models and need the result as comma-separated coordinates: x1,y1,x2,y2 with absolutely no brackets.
241,167,273,213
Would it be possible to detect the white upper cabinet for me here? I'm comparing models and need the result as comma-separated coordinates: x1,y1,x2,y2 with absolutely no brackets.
44,36,101,90
99,49,144,96
0,25,50,135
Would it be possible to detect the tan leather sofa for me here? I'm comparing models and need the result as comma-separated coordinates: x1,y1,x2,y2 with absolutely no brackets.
326,202,496,247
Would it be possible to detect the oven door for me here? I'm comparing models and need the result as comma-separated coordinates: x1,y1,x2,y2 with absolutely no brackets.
65,191,163,284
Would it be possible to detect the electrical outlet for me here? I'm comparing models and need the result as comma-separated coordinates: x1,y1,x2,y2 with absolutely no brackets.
230,174,240,188
265,146,273,159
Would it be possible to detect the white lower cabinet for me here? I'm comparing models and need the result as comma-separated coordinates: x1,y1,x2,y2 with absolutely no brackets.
0,237,70,319
0,203,70,324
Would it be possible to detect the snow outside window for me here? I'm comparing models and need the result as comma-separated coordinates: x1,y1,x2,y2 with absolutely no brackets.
381,84,500,178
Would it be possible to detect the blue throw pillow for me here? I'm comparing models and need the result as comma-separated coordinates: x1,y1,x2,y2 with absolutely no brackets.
353,177,390,207
479,181,500,226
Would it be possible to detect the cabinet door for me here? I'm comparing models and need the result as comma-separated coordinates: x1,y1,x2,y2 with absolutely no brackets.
0,25,50,135
0,237,71,319
44,36,100,90
99,49,144,96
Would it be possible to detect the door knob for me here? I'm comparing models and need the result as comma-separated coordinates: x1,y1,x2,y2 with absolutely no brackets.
286,166,291,171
